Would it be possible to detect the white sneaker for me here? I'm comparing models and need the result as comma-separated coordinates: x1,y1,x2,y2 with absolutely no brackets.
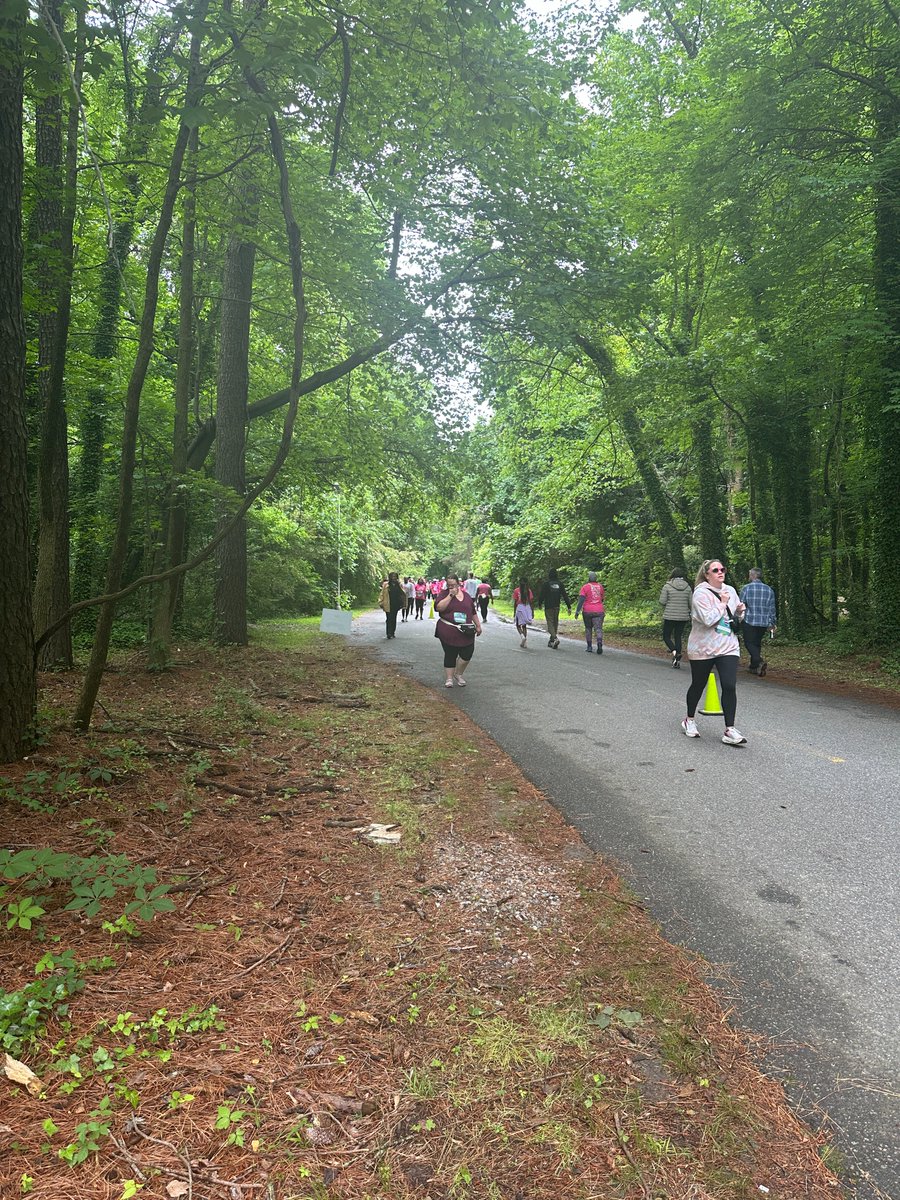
682,717,700,738
722,727,747,745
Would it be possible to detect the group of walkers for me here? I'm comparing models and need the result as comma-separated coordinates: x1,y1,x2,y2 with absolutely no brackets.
378,572,495,639
378,561,777,748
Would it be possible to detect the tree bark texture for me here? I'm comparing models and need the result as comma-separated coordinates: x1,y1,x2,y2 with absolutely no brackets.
691,409,726,561
32,0,82,669
871,94,900,640
148,127,199,669
214,182,258,646
0,5,36,761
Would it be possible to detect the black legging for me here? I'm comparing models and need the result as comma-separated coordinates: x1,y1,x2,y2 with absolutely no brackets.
686,656,739,727
442,641,475,668
415,597,425,618
386,608,399,637
663,619,687,658
478,596,489,620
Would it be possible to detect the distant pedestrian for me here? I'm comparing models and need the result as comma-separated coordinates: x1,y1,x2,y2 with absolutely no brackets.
476,579,493,622
681,559,747,745
659,568,693,668
575,571,605,654
512,578,534,648
402,576,415,622
379,572,406,639
414,577,427,619
435,573,482,687
739,568,777,677
538,569,572,649
463,571,480,599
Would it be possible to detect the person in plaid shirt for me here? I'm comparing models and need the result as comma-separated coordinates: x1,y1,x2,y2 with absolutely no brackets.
739,568,777,677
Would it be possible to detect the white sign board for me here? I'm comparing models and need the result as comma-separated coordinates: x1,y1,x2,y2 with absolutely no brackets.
320,608,352,635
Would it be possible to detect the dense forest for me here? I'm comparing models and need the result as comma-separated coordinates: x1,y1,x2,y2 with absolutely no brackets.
1,0,898,759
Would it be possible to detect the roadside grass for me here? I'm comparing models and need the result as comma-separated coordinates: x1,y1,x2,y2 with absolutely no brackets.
0,631,843,1200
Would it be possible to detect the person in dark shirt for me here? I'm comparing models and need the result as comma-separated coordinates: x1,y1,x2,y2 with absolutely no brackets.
435,574,482,686
538,569,572,649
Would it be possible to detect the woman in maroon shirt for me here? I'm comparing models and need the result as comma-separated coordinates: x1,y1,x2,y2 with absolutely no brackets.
435,574,482,687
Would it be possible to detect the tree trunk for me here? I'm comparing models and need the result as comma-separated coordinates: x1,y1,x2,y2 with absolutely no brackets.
574,333,685,566
148,126,199,669
32,1,83,669
870,94,900,640
0,4,35,761
71,29,175,614
214,182,258,646
71,217,134,615
691,409,725,560
74,13,206,731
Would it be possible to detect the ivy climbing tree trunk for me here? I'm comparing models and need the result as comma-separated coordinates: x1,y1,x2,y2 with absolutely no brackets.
691,408,726,561
0,3,35,761
575,334,685,567
870,93,900,641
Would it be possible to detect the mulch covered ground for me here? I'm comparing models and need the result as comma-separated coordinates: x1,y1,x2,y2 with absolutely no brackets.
0,631,843,1199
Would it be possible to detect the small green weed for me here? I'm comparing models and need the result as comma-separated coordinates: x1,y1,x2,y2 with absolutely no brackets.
58,1097,114,1165
215,1102,246,1147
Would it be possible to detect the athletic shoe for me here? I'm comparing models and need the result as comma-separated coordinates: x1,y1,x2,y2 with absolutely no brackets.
585,645,593,653
758,661,767,678
548,637,554,647
597,645,603,654
722,727,747,745
682,717,700,738
552,638,560,649
444,680,454,688
520,636,526,648
455,676,467,687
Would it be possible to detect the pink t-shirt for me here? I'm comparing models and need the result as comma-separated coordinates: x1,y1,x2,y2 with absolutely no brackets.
476,582,492,597
579,582,605,613
415,583,427,599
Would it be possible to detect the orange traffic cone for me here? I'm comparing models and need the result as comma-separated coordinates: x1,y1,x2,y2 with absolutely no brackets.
699,671,723,715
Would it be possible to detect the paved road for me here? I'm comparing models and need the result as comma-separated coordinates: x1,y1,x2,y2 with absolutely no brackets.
356,609,900,1199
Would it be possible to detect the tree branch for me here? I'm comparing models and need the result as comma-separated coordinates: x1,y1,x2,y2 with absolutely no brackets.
329,16,351,178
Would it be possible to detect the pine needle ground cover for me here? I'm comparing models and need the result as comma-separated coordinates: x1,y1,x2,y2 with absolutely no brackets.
1,631,841,1199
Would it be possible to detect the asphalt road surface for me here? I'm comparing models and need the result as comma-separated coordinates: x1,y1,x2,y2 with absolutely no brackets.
356,608,900,1200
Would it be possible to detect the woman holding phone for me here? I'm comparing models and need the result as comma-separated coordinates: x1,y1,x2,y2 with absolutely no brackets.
435,574,482,688
682,560,747,745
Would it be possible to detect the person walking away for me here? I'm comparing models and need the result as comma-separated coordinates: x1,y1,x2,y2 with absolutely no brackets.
476,578,493,623
575,571,605,653
379,571,406,639
463,571,480,600
739,568,777,677
401,576,413,622
538,569,572,649
512,578,534,648
414,577,427,619
682,559,747,745
435,574,482,686
659,568,692,668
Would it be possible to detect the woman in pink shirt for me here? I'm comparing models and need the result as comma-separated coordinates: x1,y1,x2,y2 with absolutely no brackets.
574,571,605,654
512,578,534,648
